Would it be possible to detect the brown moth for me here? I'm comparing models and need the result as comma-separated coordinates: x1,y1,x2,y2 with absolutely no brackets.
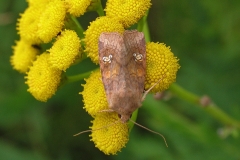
98,30,146,123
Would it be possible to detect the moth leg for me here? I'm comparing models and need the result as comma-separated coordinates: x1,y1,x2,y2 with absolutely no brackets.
141,76,165,101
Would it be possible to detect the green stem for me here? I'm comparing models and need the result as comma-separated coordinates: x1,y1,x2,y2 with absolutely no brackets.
66,70,92,83
68,15,85,39
138,10,151,42
169,83,240,128
96,0,104,16
142,21,151,42
128,109,139,132
169,83,199,104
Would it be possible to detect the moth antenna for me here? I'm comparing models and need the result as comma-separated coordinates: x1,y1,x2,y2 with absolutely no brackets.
129,119,168,147
142,75,166,101
73,119,121,137
73,129,92,136
98,109,115,113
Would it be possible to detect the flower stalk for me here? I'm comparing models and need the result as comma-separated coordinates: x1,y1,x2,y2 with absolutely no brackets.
169,83,240,128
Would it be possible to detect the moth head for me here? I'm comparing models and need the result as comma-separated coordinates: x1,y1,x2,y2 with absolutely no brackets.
118,114,131,123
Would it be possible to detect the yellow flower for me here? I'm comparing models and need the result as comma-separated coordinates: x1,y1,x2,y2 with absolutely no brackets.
48,29,81,71
10,39,40,73
65,0,91,17
105,0,151,28
145,42,180,93
90,112,129,155
17,5,44,44
84,16,124,64
25,53,62,102
37,0,66,43
81,70,108,116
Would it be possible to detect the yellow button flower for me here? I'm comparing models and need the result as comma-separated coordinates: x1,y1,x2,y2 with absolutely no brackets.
25,53,62,102
17,5,44,44
37,0,66,43
81,70,108,117
65,0,91,17
11,39,40,73
105,0,151,28
145,42,180,93
84,16,124,64
48,29,81,71
90,112,129,155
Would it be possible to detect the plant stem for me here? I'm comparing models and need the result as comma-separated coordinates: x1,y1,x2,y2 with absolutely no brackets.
66,70,92,83
128,109,139,132
68,15,85,39
138,10,151,42
96,0,104,16
169,83,240,128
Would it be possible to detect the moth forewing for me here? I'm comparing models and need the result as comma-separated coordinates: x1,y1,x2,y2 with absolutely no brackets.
98,30,146,123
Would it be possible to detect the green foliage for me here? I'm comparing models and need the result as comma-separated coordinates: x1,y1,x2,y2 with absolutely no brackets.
0,0,240,159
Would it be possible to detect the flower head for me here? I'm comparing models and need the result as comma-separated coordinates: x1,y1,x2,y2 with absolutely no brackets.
145,42,180,92
11,39,40,73
84,16,124,64
48,29,81,71
81,70,108,116
17,5,44,44
90,112,129,155
65,0,91,17
25,53,62,102
37,0,66,43
105,0,151,28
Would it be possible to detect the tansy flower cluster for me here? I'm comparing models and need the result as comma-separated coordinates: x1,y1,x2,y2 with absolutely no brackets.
11,0,180,155
11,0,83,101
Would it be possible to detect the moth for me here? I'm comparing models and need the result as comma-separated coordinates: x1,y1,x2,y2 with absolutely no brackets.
75,30,167,146
98,30,146,123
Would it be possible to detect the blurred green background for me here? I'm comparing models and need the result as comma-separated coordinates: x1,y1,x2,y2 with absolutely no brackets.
1,0,240,159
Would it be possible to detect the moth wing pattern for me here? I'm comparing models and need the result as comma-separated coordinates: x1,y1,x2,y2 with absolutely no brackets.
123,30,146,101
98,32,123,104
